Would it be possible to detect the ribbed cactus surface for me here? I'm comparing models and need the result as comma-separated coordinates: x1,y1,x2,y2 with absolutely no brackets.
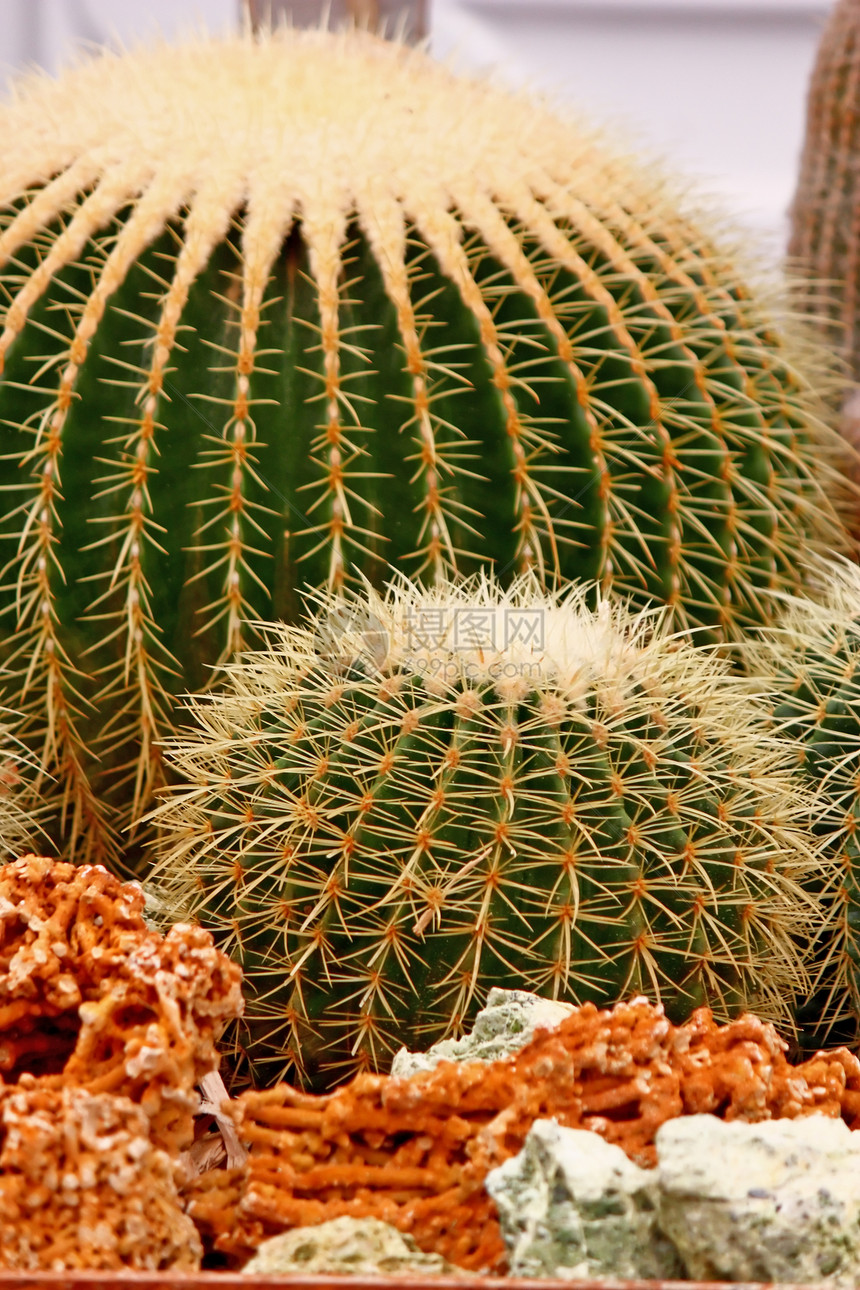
0,29,848,870
747,559,860,1049
790,0,860,383
151,577,824,1089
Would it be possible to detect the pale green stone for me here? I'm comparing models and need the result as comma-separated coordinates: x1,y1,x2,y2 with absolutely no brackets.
241,1216,468,1277
485,1119,683,1281
656,1114,860,1287
390,988,575,1077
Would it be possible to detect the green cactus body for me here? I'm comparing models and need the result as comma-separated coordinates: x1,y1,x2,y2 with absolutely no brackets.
151,576,824,1088
746,559,860,1049
788,0,860,506
790,0,860,383
0,30,849,870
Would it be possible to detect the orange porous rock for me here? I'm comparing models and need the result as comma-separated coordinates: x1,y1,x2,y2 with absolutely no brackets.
0,854,243,1154
0,1077,201,1270
187,997,860,1275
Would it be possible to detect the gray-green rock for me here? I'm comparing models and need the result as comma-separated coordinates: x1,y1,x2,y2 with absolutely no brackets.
656,1114,860,1287
241,1216,468,1277
484,1118,683,1281
390,988,574,1078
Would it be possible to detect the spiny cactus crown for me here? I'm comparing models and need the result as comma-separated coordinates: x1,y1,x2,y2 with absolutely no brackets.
150,575,825,1087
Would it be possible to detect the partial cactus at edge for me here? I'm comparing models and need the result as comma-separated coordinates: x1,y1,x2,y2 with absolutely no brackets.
0,29,851,874
790,0,860,384
0,722,42,863
149,575,827,1089
789,0,860,503
745,558,860,1050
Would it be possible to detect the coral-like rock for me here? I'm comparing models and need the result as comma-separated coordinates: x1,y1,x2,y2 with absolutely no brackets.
242,1216,469,1277
657,1114,860,1286
485,1119,682,1281
0,854,243,1153
186,995,860,1274
0,1077,201,1270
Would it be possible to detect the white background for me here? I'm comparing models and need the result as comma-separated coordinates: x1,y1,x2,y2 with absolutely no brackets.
0,0,839,253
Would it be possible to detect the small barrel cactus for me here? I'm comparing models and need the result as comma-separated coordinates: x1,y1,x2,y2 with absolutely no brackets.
746,558,860,1050
0,29,850,872
150,575,826,1089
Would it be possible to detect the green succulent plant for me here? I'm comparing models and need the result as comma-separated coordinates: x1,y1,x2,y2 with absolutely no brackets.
149,575,826,1089
790,0,860,387
746,558,860,1051
0,28,849,872
788,0,860,517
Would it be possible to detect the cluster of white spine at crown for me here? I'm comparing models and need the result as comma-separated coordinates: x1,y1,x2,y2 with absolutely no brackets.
298,573,729,711
774,555,860,643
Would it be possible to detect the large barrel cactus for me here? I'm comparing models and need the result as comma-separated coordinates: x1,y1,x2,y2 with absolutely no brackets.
150,576,825,1089
0,29,849,870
